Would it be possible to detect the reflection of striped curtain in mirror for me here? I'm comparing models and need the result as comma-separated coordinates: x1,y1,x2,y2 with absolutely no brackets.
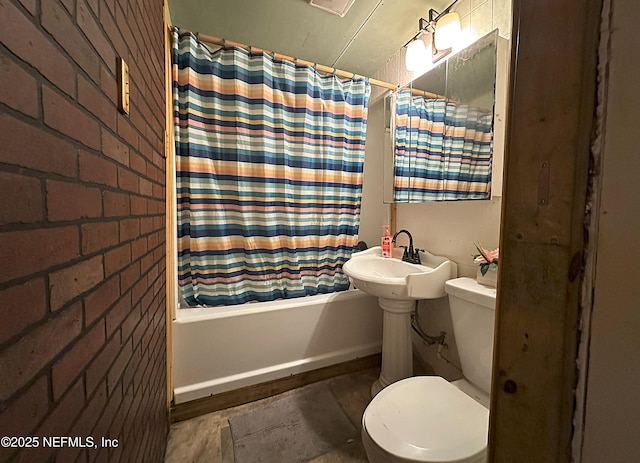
172,29,371,307
394,89,493,202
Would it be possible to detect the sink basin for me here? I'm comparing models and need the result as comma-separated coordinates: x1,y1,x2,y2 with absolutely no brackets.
343,246,456,300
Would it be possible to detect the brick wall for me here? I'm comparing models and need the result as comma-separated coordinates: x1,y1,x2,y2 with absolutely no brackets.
0,0,169,462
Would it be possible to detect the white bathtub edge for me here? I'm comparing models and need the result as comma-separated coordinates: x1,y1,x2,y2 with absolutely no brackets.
173,341,381,404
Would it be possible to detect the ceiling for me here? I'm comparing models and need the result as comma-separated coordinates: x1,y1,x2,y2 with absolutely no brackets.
168,0,450,77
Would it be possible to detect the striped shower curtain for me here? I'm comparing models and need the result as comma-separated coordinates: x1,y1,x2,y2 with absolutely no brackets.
172,29,370,307
394,89,493,202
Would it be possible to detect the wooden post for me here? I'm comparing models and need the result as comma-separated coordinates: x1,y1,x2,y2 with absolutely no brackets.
488,1,602,461
163,0,175,412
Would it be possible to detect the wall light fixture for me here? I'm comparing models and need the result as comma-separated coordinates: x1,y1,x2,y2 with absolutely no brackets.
404,1,462,69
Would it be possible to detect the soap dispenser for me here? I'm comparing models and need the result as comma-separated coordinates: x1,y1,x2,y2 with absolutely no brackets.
381,225,392,258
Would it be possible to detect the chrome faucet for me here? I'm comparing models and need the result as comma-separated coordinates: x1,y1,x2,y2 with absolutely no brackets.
392,229,423,264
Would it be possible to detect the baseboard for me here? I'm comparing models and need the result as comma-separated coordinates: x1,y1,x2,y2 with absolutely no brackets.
170,353,381,423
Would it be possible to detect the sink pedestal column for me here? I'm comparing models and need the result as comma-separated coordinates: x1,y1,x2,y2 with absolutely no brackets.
371,297,415,396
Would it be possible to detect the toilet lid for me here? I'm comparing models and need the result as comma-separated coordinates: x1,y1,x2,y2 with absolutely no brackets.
364,376,489,462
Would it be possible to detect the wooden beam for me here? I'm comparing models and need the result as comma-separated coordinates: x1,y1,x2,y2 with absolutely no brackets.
164,0,176,412
489,1,602,461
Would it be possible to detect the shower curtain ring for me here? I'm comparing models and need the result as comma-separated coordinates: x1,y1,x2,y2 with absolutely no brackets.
221,38,226,48
248,45,253,55
333,68,337,76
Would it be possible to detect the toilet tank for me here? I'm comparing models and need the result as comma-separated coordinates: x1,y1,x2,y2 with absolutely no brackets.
444,277,496,394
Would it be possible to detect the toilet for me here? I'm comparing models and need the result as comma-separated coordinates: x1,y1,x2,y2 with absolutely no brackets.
361,277,496,463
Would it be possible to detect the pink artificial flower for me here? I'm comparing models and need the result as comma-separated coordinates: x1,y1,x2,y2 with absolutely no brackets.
473,244,499,264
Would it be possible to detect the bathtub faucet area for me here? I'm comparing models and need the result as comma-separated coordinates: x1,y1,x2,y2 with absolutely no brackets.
392,229,423,264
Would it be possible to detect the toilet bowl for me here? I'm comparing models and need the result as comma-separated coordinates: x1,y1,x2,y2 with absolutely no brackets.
361,278,496,463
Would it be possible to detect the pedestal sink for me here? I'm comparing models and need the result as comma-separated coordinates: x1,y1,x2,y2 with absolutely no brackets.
343,246,457,396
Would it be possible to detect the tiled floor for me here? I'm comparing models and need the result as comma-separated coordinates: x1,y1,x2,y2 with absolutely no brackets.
164,368,379,463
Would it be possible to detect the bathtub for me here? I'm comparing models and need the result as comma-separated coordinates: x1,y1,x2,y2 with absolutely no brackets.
172,289,382,404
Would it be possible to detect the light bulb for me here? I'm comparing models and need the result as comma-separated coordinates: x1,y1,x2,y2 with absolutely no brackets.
405,39,428,72
434,12,461,50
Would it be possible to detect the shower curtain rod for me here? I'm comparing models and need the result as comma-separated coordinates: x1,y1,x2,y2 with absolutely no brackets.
171,27,450,99
172,27,398,91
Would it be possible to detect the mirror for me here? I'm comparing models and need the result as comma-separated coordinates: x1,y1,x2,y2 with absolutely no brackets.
384,31,501,203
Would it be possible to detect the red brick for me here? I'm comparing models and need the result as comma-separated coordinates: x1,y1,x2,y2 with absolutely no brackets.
132,313,152,350
117,114,138,149
43,86,100,150
121,341,141,389
107,339,132,395
52,320,106,400
68,381,107,439
131,276,147,306
129,105,145,141
140,253,154,274
136,91,161,139
130,195,146,215
110,384,133,443
153,198,164,215
138,136,153,162
81,220,119,255
59,0,74,13
86,0,98,15
147,230,160,250
83,275,119,325
152,182,164,200
101,127,129,165
120,260,140,292
130,237,147,260
78,75,117,131
46,180,102,221
0,226,79,283
41,0,100,83
0,376,48,462
0,53,39,117
0,114,78,177
148,164,162,184
153,150,164,169
106,292,131,337
153,215,163,231
115,2,135,54
79,150,118,187
77,0,116,71
104,243,130,276
93,384,122,447
99,3,127,59
0,0,75,96
119,218,139,242
24,378,85,463
103,190,130,217
139,177,153,197
85,335,121,395
100,64,117,103
42,378,85,436
0,303,82,401
17,0,37,15
117,166,139,193
0,278,47,344
49,255,104,311
129,151,146,176
0,171,43,224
